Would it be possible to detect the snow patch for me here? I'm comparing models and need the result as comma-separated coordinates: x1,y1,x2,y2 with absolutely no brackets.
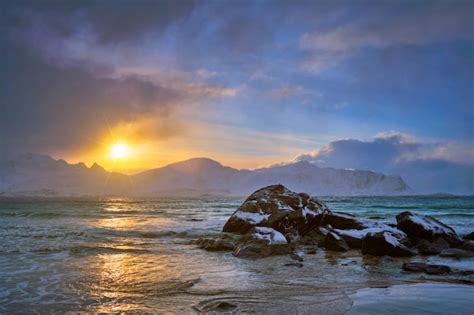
383,232,401,247
409,214,454,235
234,211,269,224
253,227,287,244
335,224,406,241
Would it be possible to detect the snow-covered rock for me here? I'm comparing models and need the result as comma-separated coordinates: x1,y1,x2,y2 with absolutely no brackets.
396,211,461,246
361,231,415,257
232,227,290,258
222,184,329,235
334,223,407,249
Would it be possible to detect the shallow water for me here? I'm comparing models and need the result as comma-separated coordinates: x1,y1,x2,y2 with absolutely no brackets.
348,283,474,315
0,196,473,313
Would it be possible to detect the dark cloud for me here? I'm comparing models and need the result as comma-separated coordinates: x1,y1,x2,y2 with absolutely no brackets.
294,133,474,194
0,23,235,158
295,133,422,171
3,0,197,44
299,0,473,75
0,42,181,154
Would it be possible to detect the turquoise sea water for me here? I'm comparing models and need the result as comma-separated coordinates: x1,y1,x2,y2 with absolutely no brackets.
0,196,473,313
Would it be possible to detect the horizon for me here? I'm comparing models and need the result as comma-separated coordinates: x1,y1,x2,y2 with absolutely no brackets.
1,0,473,193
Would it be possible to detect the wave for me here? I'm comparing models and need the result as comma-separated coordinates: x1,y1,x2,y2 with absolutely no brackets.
428,213,474,218
69,245,151,254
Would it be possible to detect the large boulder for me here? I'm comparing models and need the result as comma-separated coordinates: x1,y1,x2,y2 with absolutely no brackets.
223,184,329,237
233,227,290,258
323,231,349,252
362,231,415,257
396,211,461,246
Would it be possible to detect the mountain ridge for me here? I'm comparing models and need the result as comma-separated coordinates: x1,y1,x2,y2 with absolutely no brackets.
0,154,411,197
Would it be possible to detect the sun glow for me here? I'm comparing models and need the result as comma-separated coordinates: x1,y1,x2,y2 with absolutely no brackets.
110,143,130,159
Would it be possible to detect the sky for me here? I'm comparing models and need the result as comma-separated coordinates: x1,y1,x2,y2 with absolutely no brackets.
1,0,473,192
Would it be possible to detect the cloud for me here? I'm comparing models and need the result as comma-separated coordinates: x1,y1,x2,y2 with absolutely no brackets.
3,0,197,45
294,132,474,194
295,133,422,170
0,6,237,157
196,68,219,79
267,85,305,99
299,1,473,72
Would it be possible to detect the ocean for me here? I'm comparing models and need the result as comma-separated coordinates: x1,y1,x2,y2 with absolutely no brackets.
0,196,473,313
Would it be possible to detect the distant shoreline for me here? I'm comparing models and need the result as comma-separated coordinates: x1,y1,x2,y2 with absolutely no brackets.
1,193,473,202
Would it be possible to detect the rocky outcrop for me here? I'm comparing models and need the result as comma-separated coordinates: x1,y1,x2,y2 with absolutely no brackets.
323,231,349,252
402,262,451,275
233,227,290,258
223,184,329,236
361,231,415,257
196,185,466,263
396,211,461,246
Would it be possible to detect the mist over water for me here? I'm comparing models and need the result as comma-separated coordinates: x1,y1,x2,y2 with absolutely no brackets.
0,196,473,313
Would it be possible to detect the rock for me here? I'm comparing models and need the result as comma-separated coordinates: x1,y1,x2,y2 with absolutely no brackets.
202,301,237,312
233,227,290,258
460,240,474,251
402,262,451,275
196,236,237,251
305,248,317,255
334,229,363,248
299,226,331,245
440,248,474,258
362,231,415,257
223,184,329,235
463,232,474,240
335,224,408,249
323,231,349,252
284,262,304,268
396,211,461,246
321,212,368,230
417,238,450,255
289,251,304,261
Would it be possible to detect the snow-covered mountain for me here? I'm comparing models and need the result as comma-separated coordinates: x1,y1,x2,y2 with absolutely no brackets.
0,153,130,196
0,154,411,197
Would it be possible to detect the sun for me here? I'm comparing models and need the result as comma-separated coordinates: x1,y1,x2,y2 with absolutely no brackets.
110,143,129,159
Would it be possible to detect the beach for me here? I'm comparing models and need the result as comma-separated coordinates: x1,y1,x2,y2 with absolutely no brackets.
0,196,473,313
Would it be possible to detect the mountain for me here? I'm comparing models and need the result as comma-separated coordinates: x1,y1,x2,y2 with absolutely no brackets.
0,154,411,197
0,153,130,196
